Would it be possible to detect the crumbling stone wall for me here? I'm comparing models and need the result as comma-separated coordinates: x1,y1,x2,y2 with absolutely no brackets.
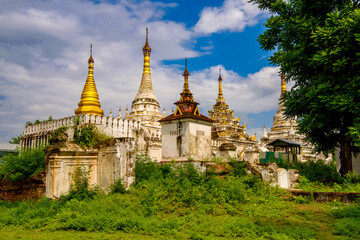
0,173,45,201
46,138,136,198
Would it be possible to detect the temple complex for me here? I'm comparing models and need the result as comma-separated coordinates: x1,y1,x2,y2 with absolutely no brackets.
20,31,325,164
208,69,256,158
159,59,213,161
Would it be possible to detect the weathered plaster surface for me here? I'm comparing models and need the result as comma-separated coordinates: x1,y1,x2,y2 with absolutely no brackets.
45,138,135,198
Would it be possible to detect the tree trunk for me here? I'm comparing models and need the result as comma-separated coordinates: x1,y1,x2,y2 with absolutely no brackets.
339,135,352,176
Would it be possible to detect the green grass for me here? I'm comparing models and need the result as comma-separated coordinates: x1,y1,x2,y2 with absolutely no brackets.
0,157,359,239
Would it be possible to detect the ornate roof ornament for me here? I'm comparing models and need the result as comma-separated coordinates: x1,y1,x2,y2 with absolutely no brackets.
179,58,193,102
159,59,213,123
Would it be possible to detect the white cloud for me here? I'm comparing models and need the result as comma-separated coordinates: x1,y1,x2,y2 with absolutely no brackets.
187,65,281,114
0,0,278,143
193,0,267,34
0,0,195,141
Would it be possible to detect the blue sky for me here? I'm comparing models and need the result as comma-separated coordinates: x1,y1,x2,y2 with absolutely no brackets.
0,0,286,142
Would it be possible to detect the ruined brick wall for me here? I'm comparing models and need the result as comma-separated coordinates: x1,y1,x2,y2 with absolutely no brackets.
0,173,45,201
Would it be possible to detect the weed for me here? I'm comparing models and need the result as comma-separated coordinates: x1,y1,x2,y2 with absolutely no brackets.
60,166,102,202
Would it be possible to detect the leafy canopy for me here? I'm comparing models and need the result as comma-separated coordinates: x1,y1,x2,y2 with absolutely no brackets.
250,0,360,173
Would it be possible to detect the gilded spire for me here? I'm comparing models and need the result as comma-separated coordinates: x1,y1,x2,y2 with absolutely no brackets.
281,73,287,97
180,58,194,102
218,68,223,99
75,44,104,116
142,27,151,75
133,27,157,101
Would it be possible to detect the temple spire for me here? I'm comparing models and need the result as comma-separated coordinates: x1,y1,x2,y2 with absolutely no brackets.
180,58,194,102
263,124,268,138
129,27,163,125
217,68,224,100
133,27,157,100
117,106,122,119
281,73,287,97
183,58,190,92
142,27,151,75
75,44,104,116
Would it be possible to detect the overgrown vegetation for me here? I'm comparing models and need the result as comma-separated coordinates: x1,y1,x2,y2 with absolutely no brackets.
1,155,359,239
73,124,110,148
8,135,22,144
0,146,45,181
60,167,102,202
25,116,53,126
277,159,360,192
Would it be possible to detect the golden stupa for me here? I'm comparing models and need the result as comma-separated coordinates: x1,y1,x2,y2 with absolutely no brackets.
75,45,104,116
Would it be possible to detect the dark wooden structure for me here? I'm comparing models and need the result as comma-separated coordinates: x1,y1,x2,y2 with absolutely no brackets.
267,139,303,162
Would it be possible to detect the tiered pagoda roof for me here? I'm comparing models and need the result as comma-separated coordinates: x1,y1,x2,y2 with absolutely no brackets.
159,59,213,123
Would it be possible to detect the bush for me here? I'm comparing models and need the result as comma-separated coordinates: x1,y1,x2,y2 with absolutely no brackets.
110,179,126,194
229,160,247,177
73,124,110,148
0,146,45,181
48,126,68,145
135,154,170,184
278,159,343,185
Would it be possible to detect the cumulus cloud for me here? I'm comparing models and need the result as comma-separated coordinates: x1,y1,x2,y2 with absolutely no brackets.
188,65,281,114
193,0,268,34
0,0,278,142
0,0,194,141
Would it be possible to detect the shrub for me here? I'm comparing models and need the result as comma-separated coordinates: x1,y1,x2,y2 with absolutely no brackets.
0,146,45,181
134,154,165,183
110,179,126,194
48,126,68,145
73,124,110,148
228,160,247,177
278,159,343,185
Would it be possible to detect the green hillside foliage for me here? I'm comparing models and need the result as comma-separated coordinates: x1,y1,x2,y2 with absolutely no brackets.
1,156,359,239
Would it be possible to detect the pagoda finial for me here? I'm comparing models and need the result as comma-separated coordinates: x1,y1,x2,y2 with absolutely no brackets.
218,68,224,100
117,106,122,119
142,27,151,75
281,73,287,97
263,124,268,138
182,58,190,91
75,45,104,116
180,58,193,102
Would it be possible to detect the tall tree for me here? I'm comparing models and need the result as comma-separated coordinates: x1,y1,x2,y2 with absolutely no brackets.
250,0,360,175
